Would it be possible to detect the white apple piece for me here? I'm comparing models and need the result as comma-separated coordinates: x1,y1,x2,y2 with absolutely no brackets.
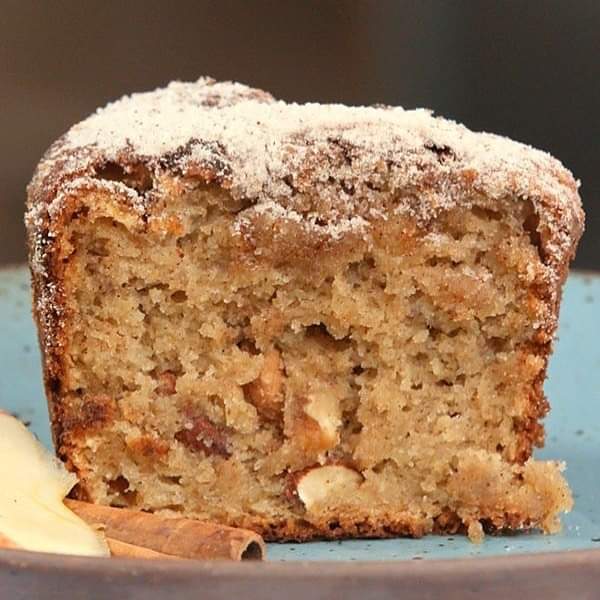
0,412,109,556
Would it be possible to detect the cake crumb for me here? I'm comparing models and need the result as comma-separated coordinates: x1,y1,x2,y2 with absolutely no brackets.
467,520,485,544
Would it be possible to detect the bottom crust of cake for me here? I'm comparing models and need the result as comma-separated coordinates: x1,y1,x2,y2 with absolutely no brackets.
145,495,570,544
185,459,571,543
225,513,517,543
71,452,571,544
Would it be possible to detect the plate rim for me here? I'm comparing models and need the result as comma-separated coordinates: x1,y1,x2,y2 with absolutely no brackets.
1,547,600,599
1,545,600,573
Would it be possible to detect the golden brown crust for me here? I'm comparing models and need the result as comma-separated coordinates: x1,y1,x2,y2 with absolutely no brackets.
165,508,558,543
228,513,429,542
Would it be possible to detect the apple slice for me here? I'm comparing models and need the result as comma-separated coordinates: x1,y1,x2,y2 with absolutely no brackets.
0,412,108,557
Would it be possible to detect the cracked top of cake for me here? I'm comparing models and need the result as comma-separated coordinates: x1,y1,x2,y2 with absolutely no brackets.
27,76,583,281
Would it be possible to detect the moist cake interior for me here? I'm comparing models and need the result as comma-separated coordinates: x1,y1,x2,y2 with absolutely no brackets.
55,180,571,541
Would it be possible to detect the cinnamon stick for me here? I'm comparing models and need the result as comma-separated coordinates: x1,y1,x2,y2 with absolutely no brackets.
106,538,179,560
66,500,266,561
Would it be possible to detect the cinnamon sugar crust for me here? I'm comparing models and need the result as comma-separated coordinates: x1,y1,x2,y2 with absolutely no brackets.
26,78,583,541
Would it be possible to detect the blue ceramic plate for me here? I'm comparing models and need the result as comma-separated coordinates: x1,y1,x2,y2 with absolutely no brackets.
1,265,599,562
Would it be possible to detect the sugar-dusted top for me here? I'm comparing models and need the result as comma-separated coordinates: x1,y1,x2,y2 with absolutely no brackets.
25,77,584,367
27,76,583,275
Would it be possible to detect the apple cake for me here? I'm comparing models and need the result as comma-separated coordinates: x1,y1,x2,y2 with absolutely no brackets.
26,77,584,541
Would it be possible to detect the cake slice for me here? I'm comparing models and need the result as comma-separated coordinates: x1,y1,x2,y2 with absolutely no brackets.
26,78,584,541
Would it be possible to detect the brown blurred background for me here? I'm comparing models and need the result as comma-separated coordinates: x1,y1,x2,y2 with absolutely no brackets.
1,1,598,267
